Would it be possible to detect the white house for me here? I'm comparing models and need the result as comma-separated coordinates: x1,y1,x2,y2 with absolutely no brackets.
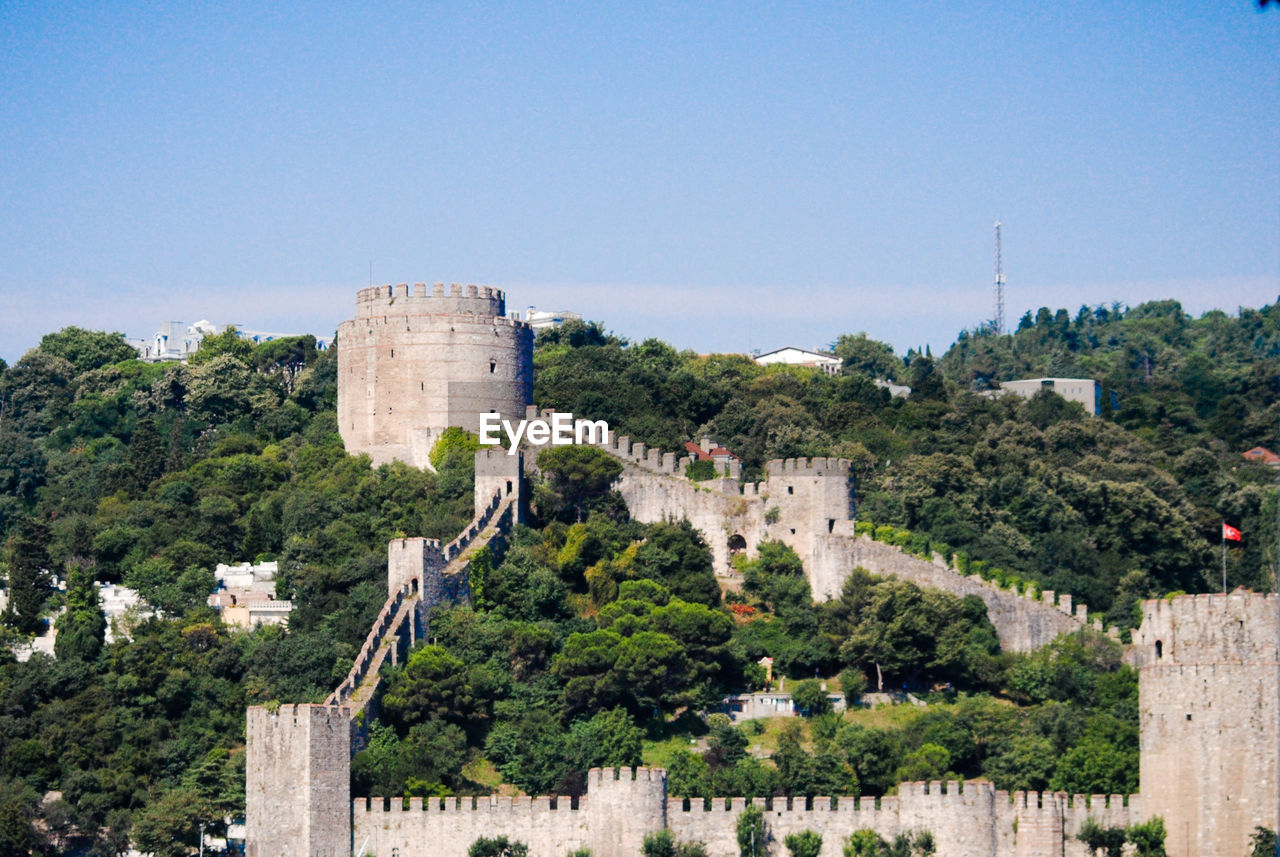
753,346,841,376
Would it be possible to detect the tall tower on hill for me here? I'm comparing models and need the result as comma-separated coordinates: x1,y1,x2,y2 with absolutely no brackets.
1132,591,1278,857
336,283,533,468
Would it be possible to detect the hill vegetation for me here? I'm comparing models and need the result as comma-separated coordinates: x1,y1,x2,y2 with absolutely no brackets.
0,299,1272,854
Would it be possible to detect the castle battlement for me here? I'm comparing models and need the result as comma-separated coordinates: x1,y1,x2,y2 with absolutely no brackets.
587,765,665,784
1132,589,1279,665
765,457,853,476
355,281,509,309
355,795,579,815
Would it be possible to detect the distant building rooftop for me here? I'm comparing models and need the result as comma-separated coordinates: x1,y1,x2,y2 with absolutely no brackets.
996,377,1101,416
1243,446,1280,467
516,306,584,331
753,346,841,376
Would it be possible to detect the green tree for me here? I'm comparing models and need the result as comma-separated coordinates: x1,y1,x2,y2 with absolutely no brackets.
188,326,254,365
131,787,216,857
38,326,137,372
1249,827,1277,857
1125,817,1165,857
469,836,530,857
791,679,832,716
383,645,497,736
736,805,767,857
3,518,52,635
536,445,623,522
785,830,823,857
54,561,106,661
686,459,718,481
1077,818,1126,857
834,333,901,381
430,426,482,471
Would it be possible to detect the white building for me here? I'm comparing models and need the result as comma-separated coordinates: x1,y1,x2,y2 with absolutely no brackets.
208,561,293,629
129,321,332,362
752,346,841,376
517,306,584,331
997,377,1100,415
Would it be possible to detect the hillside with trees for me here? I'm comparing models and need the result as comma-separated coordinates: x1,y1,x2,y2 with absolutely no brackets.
0,299,1273,853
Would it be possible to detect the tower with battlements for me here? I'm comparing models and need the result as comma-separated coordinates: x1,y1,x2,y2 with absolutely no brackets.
337,283,533,468
245,703,351,857
1131,591,1278,857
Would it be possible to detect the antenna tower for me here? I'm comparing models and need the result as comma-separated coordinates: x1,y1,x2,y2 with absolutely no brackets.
993,221,1006,335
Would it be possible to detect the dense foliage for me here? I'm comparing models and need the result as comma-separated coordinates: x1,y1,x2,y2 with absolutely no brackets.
0,299,1270,852
537,303,1280,620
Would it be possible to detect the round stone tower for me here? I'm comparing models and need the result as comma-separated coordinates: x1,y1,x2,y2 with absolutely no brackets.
337,282,533,468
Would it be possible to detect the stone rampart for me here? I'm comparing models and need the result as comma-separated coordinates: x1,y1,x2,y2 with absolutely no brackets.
354,282,508,317
814,536,1091,652
351,773,1139,857
353,767,666,857
530,408,1090,653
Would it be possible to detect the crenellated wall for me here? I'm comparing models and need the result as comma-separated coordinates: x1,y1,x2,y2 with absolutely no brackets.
527,408,1091,653
351,773,1142,857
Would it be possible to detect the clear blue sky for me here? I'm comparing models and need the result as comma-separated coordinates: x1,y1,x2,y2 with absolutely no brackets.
2,1,1276,362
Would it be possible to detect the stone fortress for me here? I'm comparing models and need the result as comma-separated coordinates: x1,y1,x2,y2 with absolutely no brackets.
246,285,1279,857
337,283,533,469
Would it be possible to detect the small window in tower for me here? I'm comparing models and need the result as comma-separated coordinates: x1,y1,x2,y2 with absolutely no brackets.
490,359,497,374
787,486,794,495
420,382,424,391
391,348,395,358
828,519,835,533
1155,640,1163,659
506,480,513,495
1185,713,1192,721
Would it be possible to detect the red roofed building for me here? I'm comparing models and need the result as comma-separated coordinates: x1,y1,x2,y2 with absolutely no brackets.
684,436,742,478
1242,446,1280,467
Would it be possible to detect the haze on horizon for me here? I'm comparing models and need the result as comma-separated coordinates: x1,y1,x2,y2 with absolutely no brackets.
1,1,1276,364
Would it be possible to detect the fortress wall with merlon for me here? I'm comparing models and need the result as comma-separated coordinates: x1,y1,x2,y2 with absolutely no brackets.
1135,592,1278,857
809,535,1083,652
670,794,902,857
1130,590,1279,667
353,282,508,317
534,405,1088,652
352,795,591,857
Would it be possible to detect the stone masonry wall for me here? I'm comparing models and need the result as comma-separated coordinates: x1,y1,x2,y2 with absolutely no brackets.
353,773,1138,857
338,283,533,468
1131,592,1279,857
812,536,1086,652
245,704,351,857
546,412,1090,653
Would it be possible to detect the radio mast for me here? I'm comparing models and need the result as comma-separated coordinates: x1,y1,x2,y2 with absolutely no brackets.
993,221,1006,335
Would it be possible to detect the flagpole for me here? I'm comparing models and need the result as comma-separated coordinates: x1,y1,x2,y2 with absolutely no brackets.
1222,525,1227,594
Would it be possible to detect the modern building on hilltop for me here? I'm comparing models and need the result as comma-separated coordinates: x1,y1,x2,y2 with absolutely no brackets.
127,319,332,362
996,377,1100,415
753,346,841,376
517,306,584,331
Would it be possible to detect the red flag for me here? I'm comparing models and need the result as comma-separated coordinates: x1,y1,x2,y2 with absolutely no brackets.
1223,523,1242,542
